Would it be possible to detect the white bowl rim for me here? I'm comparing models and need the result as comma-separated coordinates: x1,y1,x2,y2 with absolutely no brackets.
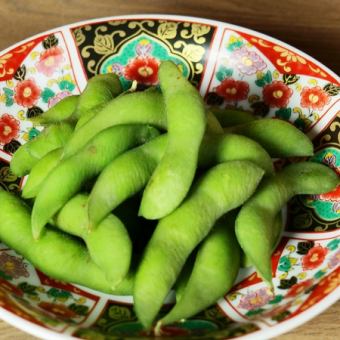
0,13,339,340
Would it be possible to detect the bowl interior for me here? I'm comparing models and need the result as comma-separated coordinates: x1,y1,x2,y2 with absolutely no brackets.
0,15,339,340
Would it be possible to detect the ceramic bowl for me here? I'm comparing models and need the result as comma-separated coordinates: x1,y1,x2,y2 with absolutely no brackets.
0,14,339,340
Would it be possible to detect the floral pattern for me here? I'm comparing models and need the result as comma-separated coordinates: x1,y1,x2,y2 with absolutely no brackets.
207,30,339,131
0,32,79,151
262,81,293,108
0,253,29,279
14,79,41,108
231,46,266,75
0,114,20,144
36,46,64,77
302,245,328,270
238,288,273,310
215,78,249,102
124,56,159,85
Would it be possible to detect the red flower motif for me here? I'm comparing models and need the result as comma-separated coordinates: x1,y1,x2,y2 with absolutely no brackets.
124,57,159,85
300,86,330,111
263,81,293,108
36,46,64,77
286,279,313,298
215,78,249,102
14,79,41,108
0,114,20,144
302,245,328,271
38,301,76,319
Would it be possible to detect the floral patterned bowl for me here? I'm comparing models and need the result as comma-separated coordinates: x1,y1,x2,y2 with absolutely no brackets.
0,14,339,340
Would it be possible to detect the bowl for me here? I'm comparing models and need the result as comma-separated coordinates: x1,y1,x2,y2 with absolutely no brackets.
0,14,339,340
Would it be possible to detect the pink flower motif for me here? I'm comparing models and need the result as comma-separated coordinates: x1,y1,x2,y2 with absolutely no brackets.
328,249,340,269
36,46,64,77
48,91,72,108
238,287,273,310
232,47,267,75
14,79,41,108
0,253,29,279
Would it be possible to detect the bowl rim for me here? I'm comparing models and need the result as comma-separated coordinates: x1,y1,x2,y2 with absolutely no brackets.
0,13,339,340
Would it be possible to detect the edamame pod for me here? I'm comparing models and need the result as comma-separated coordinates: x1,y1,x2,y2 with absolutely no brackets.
241,213,282,268
0,190,127,294
63,90,166,157
76,73,122,117
199,133,274,175
22,148,63,199
55,194,132,287
206,111,224,134
227,119,313,157
236,162,339,285
88,131,273,227
11,123,74,176
88,135,167,228
134,161,264,328
157,214,240,328
139,61,206,219
31,124,160,239
210,107,256,127
30,95,79,125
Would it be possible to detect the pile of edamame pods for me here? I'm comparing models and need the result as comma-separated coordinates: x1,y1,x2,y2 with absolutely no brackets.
1,61,338,332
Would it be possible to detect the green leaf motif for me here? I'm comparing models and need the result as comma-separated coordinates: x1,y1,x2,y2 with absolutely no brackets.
68,303,89,316
41,88,55,103
269,294,283,304
264,70,272,84
314,270,326,279
59,80,76,92
216,66,233,81
18,282,38,295
255,78,266,87
227,41,244,52
326,239,340,251
0,270,12,280
272,310,291,322
245,308,265,317
278,256,291,272
3,88,14,107
275,107,292,120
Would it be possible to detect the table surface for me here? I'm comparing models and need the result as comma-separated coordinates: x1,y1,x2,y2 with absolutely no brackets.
0,0,339,339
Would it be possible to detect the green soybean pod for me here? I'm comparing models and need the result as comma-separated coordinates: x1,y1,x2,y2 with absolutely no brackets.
241,213,282,268
55,194,132,288
11,123,74,176
30,95,79,125
227,119,313,157
157,214,240,329
139,61,206,219
206,111,224,134
88,135,167,228
75,73,123,118
22,148,63,199
0,190,125,294
210,107,256,127
235,162,339,286
88,131,273,228
31,124,160,239
63,90,166,157
134,161,264,328
199,133,274,175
